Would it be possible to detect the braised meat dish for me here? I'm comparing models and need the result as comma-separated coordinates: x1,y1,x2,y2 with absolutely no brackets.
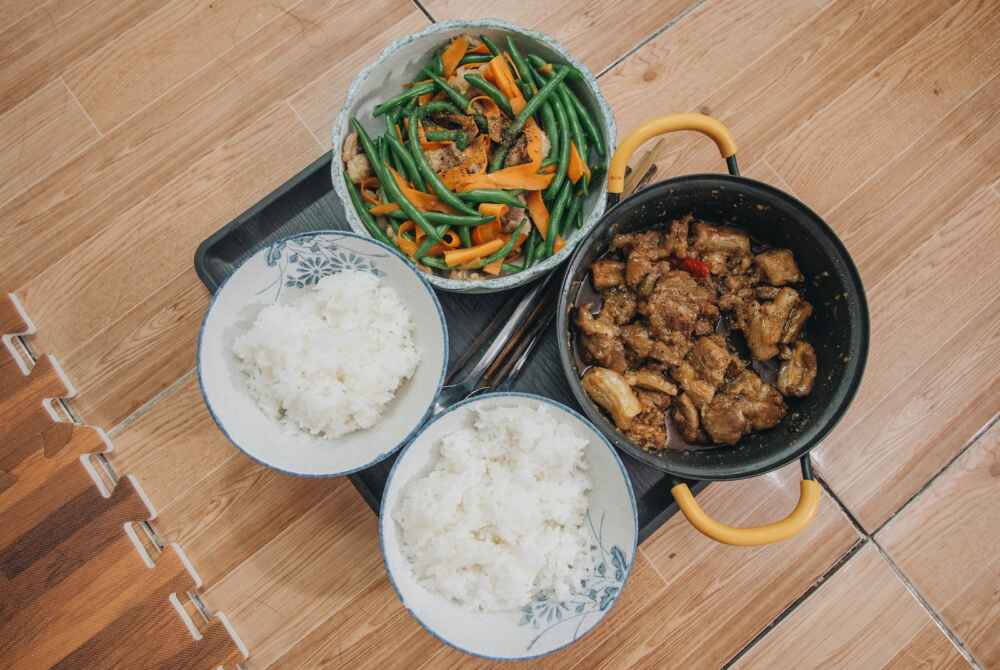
577,215,817,449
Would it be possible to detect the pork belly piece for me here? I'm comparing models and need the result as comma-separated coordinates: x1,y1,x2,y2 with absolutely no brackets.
755,249,804,286
591,259,626,289
777,341,818,397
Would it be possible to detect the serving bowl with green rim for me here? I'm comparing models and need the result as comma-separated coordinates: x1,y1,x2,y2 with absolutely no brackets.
332,19,616,294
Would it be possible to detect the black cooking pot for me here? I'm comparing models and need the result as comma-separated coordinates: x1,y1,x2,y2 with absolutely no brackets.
557,114,869,545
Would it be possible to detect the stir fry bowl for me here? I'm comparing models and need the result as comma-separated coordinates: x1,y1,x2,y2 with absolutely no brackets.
332,19,616,294
557,114,870,546
379,392,638,660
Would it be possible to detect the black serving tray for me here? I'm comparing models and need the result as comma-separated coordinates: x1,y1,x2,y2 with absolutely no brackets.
195,151,705,544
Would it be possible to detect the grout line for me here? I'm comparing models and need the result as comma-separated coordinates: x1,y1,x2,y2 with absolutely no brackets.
109,368,194,437
596,0,707,79
409,0,435,23
872,538,983,669
870,413,1000,537
286,99,325,150
721,538,868,668
60,76,103,137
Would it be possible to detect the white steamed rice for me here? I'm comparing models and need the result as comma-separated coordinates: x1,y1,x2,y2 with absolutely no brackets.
232,270,419,438
395,403,593,612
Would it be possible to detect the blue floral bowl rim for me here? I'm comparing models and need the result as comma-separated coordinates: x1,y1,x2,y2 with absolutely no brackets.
378,391,640,661
331,17,618,294
196,229,449,478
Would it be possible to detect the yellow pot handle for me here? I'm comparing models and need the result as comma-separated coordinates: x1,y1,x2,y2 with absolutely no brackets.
671,456,822,546
607,113,739,196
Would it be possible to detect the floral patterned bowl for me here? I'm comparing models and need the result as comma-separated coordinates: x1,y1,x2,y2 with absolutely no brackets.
332,19,616,294
380,392,638,660
197,231,447,477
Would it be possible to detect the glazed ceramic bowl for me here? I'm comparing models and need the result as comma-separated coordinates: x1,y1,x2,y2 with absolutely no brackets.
380,392,638,660
197,231,447,477
332,19,616,294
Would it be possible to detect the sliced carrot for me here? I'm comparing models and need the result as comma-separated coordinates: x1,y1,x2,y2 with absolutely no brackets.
368,202,400,215
483,226,529,275
388,166,457,213
396,221,419,256
357,176,379,189
441,35,468,78
540,163,556,174
484,55,526,114
438,134,491,185
468,40,490,54
417,92,433,106
555,237,566,252
539,62,554,76
360,189,379,205
472,218,502,245
478,202,508,220
524,190,550,238
567,141,591,184
503,52,520,78
444,238,505,267
468,95,501,119
441,162,555,192
418,229,462,256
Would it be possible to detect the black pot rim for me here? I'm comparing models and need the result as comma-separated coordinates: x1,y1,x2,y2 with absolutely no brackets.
556,173,870,482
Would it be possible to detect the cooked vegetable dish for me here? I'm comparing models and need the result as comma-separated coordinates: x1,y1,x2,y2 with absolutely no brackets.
343,33,606,279
577,215,818,449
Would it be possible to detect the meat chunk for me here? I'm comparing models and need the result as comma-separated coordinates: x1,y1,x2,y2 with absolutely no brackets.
781,299,813,343
505,127,551,166
640,271,716,337
777,341,818,397
620,323,654,358
500,194,527,233
670,360,717,409
692,222,751,256
625,368,679,396
341,132,373,184
741,287,800,361
755,249,803,286
624,390,669,450
591,259,626,289
601,289,637,325
686,335,731,387
701,395,750,445
725,370,786,430
577,306,627,372
755,285,781,300
424,142,464,172
447,64,477,95
610,229,661,254
582,367,641,429
672,393,705,443
626,252,668,295
663,215,691,257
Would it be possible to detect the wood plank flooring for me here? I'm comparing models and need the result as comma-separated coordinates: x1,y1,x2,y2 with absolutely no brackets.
2,0,998,667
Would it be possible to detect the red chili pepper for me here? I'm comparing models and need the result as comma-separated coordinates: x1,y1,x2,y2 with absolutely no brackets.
676,256,710,279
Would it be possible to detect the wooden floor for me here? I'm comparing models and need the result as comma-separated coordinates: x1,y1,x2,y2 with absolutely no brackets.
2,0,999,667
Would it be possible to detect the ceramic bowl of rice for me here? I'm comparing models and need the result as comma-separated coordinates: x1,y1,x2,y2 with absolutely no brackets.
380,392,637,660
197,230,447,477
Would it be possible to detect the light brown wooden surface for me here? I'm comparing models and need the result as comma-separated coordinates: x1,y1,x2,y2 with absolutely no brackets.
3,0,999,667
878,420,1000,668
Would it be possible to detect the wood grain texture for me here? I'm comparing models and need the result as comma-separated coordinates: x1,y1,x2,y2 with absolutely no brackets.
733,544,968,669
639,0,959,180
878,420,1000,668
0,355,72,475
766,0,1000,214
598,0,824,137
64,0,304,133
202,478,380,669
420,0,695,74
0,0,164,117
0,0,425,291
0,78,99,209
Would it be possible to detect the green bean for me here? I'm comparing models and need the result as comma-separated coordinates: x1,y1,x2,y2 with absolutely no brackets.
406,113,480,219
416,225,450,258
560,85,589,190
385,130,426,191
531,59,605,158
461,227,528,270
524,230,540,267
373,83,435,116
383,209,494,226
473,113,489,133
492,67,571,170
345,174,393,246
457,189,525,208
463,75,513,117
425,129,469,149
565,193,584,232
502,263,522,274
576,195,585,230
479,34,501,57
421,68,471,112
460,53,493,65
545,181,572,257
432,51,444,75
545,92,571,202
505,36,532,86
419,256,450,270
352,118,442,242
526,54,585,80
416,100,462,117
